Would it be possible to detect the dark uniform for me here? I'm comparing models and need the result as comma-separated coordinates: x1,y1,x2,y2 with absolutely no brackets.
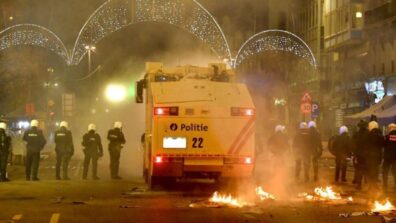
293,128,312,181
0,128,11,181
332,132,352,182
54,126,74,180
23,127,46,181
352,123,369,189
364,128,384,189
383,129,396,189
107,128,126,179
308,127,323,181
267,131,289,157
82,130,103,179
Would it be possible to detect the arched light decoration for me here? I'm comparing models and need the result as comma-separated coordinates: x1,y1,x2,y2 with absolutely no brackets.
70,0,231,65
234,29,317,68
0,24,70,63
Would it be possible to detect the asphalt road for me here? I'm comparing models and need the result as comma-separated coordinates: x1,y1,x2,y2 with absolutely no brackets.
0,156,393,223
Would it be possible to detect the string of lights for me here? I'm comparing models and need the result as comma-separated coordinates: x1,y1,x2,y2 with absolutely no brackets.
0,24,70,63
0,2,315,69
234,30,317,68
71,0,130,65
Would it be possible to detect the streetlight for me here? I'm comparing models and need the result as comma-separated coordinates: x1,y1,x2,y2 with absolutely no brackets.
85,45,96,73
105,84,127,103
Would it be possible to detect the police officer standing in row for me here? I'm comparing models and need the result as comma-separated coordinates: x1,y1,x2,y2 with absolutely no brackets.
352,120,368,190
0,122,11,182
82,124,103,180
365,121,384,191
308,121,323,182
54,121,74,180
331,126,353,183
293,122,312,182
23,120,46,181
383,123,396,190
107,121,126,180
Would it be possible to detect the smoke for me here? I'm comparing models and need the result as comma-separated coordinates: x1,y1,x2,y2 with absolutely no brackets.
1,0,309,184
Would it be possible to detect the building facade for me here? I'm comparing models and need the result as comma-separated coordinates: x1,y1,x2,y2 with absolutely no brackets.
290,0,396,133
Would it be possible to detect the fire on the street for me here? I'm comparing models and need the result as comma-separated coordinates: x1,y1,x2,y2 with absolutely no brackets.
255,186,276,201
209,192,247,207
371,200,395,213
314,187,341,200
298,186,352,202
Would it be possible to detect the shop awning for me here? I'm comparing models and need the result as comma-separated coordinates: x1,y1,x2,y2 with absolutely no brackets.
377,103,396,124
344,96,396,124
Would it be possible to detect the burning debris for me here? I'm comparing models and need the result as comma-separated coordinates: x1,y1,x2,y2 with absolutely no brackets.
372,200,395,213
298,186,352,203
209,192,248,208
255,187,276,201
189,192,248,208
190,187,276,208
313,187,341,200
339,199,396,222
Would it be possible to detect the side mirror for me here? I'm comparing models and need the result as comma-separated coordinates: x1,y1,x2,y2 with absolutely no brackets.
136,79,145,103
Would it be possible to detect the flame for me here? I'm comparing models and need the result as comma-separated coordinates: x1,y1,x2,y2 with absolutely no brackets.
255,187,275,200
372,200,395,212
209,192,246,207
314,187,341,200
298,187,351,202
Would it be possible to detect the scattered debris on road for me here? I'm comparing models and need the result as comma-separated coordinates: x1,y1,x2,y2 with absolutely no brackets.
122,187,148,196
338,199,396,222
51,196,64,204
119,205,143,208
71,201,86,205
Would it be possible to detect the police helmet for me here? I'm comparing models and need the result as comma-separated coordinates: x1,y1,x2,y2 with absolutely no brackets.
88,124,96,131
60,121,68,128
31,120,39,127
339,126,348,134
114,121,122,129
308,121,317,128
299,122,308,129
368,121,379,131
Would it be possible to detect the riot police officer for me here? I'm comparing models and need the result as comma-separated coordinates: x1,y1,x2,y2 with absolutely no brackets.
365,121,384,191
332,126,353,183
383,123,396,190
107,121,126,179
293,122,312,182
0,122,11,182
54,121,74,180
22,120,46,181
308,121,323,182
82,124,103,180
